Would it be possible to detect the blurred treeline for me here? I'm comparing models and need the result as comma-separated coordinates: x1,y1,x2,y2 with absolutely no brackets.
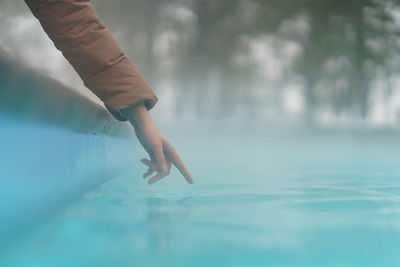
1,0,400,125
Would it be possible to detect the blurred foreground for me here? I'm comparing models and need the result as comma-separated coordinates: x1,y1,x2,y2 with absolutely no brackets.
1,127,400,266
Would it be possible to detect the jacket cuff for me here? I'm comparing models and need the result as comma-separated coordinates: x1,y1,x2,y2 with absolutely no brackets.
84,57,158,121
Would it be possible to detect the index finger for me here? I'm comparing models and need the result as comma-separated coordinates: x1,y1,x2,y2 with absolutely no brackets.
169,149,194,184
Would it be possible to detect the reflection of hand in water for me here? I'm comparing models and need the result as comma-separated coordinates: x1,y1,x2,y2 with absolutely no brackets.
146,197,170,253
146,196,193,255
121,104,194,185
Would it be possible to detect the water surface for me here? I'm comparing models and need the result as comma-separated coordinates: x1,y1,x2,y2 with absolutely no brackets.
2,129,400,267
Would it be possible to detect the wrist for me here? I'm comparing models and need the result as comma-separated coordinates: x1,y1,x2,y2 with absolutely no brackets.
120,102,151,127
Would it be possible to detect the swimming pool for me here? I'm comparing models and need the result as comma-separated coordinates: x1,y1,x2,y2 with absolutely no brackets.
1,127,400,267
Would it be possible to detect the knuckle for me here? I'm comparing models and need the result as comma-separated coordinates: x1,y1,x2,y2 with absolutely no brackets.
169,145,177,153
153,142,163,150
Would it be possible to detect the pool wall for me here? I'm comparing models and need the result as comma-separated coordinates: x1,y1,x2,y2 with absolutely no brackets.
0,54,138,238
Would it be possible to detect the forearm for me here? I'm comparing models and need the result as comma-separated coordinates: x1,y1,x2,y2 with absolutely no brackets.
25,0,157,121
25,0,192,184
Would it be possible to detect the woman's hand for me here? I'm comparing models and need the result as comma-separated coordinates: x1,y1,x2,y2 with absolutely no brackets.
121,103,194,185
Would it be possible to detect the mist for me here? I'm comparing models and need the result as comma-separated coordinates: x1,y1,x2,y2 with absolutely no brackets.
1,0,400,129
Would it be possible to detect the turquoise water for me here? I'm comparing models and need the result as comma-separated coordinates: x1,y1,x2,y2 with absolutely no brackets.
0,115,135,239
1,129,400,266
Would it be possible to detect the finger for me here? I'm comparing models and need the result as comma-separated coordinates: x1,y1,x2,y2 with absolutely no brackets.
154,145,168,172
150,153,156,164
148,161,171,184
168,146,194,184
143,168,154,178
141,158,158,170
148,170,169,184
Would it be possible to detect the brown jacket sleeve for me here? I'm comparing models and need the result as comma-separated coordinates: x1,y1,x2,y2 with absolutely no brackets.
24,0,158,121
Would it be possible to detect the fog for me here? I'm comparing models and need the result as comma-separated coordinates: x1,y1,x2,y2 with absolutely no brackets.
1,0,400,128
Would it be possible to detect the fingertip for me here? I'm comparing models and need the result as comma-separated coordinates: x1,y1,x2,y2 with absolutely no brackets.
183,173,194,184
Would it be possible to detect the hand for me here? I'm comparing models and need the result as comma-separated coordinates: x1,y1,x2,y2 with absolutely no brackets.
121,103,194,185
